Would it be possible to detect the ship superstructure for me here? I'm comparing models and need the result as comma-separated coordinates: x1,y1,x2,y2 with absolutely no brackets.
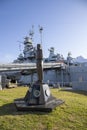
23,37,36,62
13,36,36,63
45,47,64,62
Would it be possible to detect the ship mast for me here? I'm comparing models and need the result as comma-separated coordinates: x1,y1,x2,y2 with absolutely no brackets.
39,25,43,45
29,25,34,41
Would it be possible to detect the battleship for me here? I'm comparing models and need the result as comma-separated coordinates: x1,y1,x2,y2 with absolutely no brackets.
0,27,87,91
11,26,73,87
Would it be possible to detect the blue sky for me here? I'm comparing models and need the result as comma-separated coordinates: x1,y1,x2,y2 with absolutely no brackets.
0,0,87,63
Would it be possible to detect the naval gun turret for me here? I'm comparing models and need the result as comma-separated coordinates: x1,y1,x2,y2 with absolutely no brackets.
14,44,64,112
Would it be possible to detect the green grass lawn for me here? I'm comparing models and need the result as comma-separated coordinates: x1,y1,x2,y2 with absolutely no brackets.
0,87,87,130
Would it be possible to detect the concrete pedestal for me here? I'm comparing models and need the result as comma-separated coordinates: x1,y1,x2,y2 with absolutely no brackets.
14,84,64,112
